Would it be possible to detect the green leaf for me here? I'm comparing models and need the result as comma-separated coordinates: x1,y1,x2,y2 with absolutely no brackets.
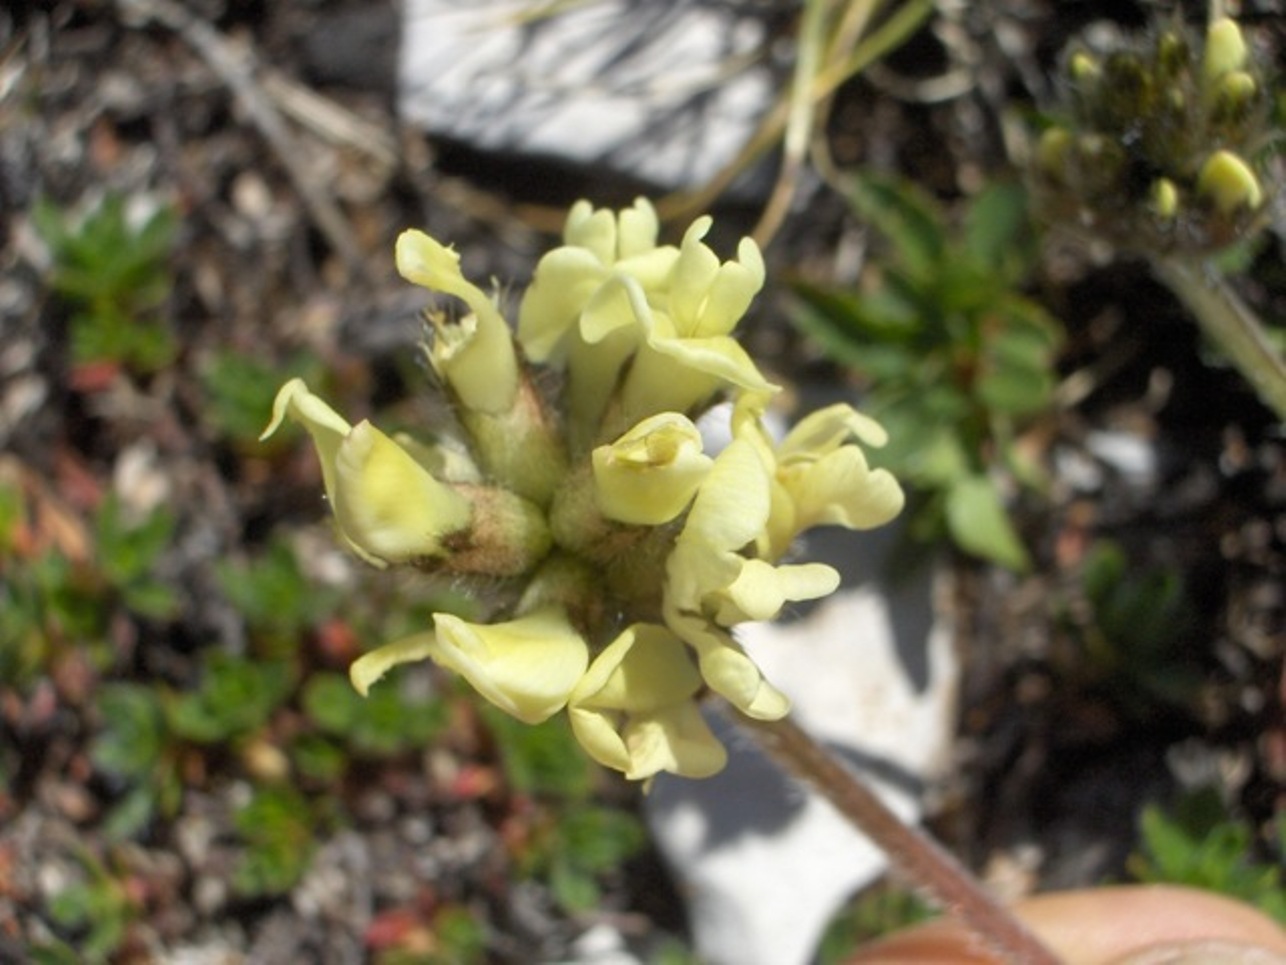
28,941,83,965
0,482,22,550
850,172,947,282
431,906,489,963
122,580,180,621
201,350,323,443
945,475,1030,570
94,495,176,591
103,785,161,841
819,883,934,964
875,403,972,486
31,196,71,252
301,673,359,733
232,787,315,897
963,181,1032,274
304,670,445,757
549,856,600,913
558,805,646,873
38,193,178,374
290,734,347,782
482,707,591,799
91,684,166,779
1081,541,1127,602
975,362,1055,416
789,301,873,369
1132,789,1286,923
168,654,293,744
216,538,331,649
792,281,921,343
70,306,177,372
46,861,135,960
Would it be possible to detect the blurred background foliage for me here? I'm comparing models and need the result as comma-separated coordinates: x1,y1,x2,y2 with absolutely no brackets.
3,0,1285,961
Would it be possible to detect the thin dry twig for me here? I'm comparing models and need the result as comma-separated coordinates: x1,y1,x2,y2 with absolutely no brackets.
116,0,372,281
259,70,399,175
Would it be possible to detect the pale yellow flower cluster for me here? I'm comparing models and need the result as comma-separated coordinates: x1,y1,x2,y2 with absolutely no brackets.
264,200,904,782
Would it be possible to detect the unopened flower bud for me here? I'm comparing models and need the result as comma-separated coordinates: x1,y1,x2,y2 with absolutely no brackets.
1149,178,1179,220
1155,31,1190,80
457,377,568,506
1197,149,1264,214
1069,50,1099,83
1210,70,1258,123
1073,134,1127,196
1036,127,1073,180
1203,18,1247,82
448,484,552,576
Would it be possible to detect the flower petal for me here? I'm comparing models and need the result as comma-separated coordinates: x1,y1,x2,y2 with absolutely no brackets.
689,238,764,337
332,421,472,564
569,624,712,778
623,702,727,780
517,246,607,361
664,438,773,619
672,616,790,720
579,273,643,345
349,632,437,697
780,447,905,532
571,623,703,713
669,217,722,326
396,230,503,330
396,230,519,413
683,438,771,554
779,403,889,459
568,705,632,772
431,607,589,724
699,644,790,720
262,378,351,512
615,197,663,259
712,559,840,624
642,334,776,394
592,413,713,525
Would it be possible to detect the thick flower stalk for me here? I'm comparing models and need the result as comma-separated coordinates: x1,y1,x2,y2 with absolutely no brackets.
264,199,904,782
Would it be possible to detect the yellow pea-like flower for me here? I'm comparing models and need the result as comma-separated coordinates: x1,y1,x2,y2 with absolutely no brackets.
430,607,590,725
396,230,519,415
568,623,724,780
273,199,908,781
262,379,471,568
592,413,713,525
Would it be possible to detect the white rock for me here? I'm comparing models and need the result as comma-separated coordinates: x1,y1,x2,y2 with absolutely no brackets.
646,532,957,965
398,0,775,191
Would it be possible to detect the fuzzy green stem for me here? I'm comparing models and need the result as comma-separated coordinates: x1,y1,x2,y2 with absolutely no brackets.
1152,255,1286,422
736,711,1062,965
458,375,568,507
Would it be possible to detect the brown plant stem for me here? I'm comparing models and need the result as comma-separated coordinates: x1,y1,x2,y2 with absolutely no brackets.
736,710,1063,965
